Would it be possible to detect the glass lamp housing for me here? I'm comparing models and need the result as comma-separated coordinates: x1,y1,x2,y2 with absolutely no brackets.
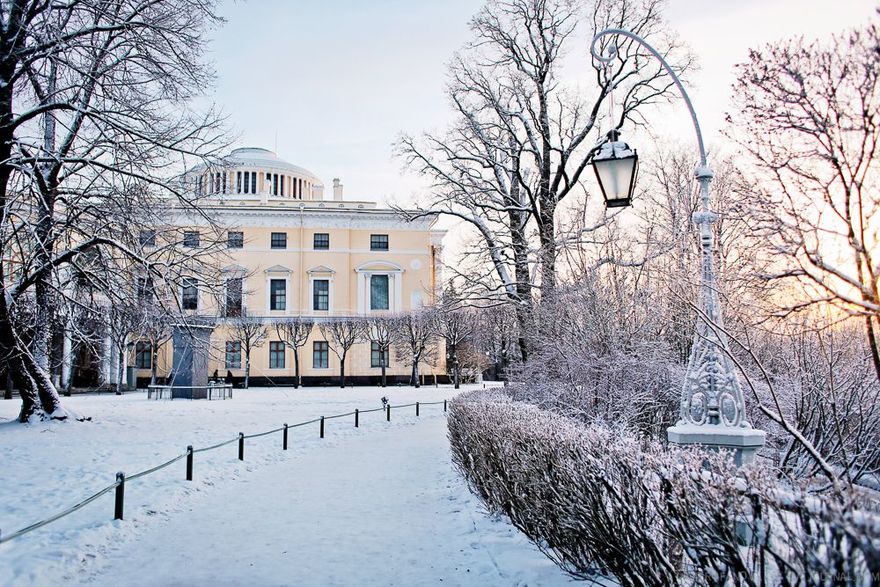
592,130,638,208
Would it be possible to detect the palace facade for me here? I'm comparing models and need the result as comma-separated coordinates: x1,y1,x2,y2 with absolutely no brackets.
131,147,446,386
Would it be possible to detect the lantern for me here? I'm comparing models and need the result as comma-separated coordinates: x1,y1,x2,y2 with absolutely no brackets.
591,129,638,208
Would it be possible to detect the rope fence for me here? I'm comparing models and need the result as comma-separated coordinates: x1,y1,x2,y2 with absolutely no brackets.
0,397,448,545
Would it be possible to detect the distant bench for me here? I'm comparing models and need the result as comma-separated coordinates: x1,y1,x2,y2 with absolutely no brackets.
147,383,233,401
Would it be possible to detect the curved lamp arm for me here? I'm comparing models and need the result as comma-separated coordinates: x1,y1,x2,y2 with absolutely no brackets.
590,28,707,169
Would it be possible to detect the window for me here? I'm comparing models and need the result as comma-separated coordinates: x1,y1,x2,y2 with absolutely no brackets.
182,278,198,310
313,341,329,369
225,341,242,369
371,342,387,368
183,231,199,248
225,278,242,317
139,230,156,247
227,231,244,249
370,234,389,251
271,232,287,249
313,233,329,250
313,279,329,311
270,279,286,311
243,171,250,194
280,176,284,196
251,172,257,194
269,341,285,369
135,342,152,369
370,275,389,310
273,173,279,196
137,276,155,301
236,171,242,194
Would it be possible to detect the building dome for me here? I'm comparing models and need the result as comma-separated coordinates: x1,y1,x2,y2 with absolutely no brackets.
192,147,325,200
224,147,322,184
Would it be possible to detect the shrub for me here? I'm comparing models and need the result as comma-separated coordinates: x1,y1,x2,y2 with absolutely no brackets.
448,389,880,585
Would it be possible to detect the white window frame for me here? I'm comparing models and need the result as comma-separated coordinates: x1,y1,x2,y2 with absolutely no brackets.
354,262,403,315
264,266,292,316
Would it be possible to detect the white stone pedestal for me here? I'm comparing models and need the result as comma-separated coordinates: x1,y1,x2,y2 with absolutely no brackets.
668,424,766,466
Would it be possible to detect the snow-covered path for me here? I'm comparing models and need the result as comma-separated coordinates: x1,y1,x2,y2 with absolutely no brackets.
83,415,570,586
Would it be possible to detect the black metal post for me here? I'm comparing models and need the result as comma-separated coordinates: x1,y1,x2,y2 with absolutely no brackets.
320,416,325,438
416,402,420,417
238,432,244,461
114,472,125,520
186,445,193,481
355,409,359,428
386,405,391,421
283,423,289,450
444,399,447,412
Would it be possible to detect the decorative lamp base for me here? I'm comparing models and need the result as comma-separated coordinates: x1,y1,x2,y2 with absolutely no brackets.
668,424,766,467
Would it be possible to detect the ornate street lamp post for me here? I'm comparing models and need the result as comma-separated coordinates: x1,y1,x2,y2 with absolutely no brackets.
590,29,765,465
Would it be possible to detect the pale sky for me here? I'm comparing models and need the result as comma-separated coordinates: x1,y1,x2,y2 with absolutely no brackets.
207,0,877,205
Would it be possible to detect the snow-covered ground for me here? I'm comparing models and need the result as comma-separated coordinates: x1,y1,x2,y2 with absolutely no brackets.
0,385,571,586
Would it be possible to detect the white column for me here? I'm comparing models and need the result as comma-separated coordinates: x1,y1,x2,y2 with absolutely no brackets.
357,272,367,315
394,273,403,312
101,332,112,384
60,328,73,390
108,342,119,385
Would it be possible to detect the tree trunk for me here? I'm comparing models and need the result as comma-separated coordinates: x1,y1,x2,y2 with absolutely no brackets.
866,315,880,382
412,359,420,388
380,348,387,387
340,356,346,388
244,355,250,389
115,339,127,395
16,351,63,421
452,354,460,389
150,345,158,385
293,348,300,388
507,174,532,363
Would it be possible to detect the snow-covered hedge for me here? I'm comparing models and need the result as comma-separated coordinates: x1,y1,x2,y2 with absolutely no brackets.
448,389,880,585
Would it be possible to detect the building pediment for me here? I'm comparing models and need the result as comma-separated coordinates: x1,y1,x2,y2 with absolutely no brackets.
307,265,336,275
222,264,248,275
355,261,404,273
264,264,292,274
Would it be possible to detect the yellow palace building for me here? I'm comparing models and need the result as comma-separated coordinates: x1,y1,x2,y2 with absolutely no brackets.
131,147,446,387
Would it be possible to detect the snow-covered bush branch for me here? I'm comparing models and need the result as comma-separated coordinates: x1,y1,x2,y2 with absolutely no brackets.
448,389,880,585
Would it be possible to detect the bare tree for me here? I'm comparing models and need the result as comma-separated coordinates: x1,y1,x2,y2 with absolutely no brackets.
365,316,401,388
393,310,439,388
274,317,314,389
320,319,365,388
471,305,519,382
730,20,880,380
0,0,227,421
397,0,690,362
437,295,475,389
139,305,173,386
228,315,268,389
106,298,145,395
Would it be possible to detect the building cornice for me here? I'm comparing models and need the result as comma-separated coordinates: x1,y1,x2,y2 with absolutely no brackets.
171,205,438,231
